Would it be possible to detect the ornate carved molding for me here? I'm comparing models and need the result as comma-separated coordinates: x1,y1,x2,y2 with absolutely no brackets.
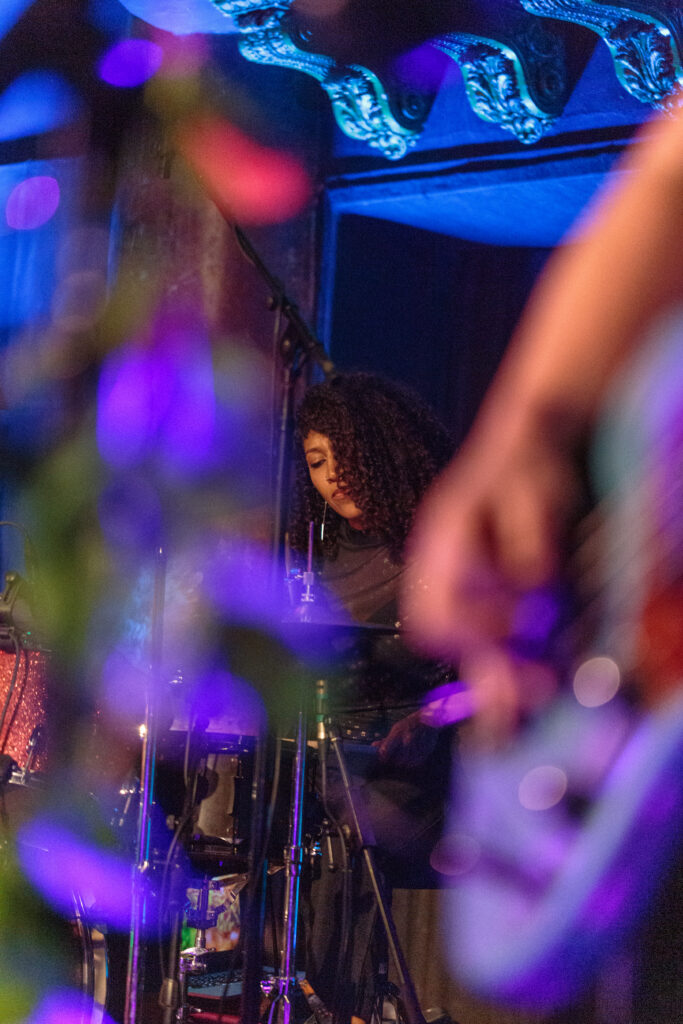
204,1,681,158
520,1,683,109
434,25,565,144
210,1,425,160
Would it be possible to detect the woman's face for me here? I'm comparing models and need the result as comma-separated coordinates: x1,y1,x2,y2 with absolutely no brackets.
303,430,366,528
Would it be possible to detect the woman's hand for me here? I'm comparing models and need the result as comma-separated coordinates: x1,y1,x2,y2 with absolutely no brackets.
402,406,577,744
374,710,438,766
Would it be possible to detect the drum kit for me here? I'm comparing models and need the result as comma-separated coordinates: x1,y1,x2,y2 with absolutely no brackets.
0,541,445,1024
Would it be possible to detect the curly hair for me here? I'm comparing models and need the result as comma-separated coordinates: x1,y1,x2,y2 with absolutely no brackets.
289,372,453,559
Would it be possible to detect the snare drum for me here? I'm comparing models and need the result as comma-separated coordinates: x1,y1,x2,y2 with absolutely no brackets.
0,648,49,774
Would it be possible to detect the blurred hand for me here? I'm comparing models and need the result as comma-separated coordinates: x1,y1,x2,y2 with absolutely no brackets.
374,710,438,766
402,408,579,743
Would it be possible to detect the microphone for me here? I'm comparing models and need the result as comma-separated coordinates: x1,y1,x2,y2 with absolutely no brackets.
315,678,327,746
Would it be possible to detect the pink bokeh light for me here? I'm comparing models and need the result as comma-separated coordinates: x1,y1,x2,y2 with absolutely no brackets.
178,116,311,225
6,175,60,230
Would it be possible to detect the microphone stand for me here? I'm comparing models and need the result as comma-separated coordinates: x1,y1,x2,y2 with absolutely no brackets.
231,225,335,1022
231,224,336,571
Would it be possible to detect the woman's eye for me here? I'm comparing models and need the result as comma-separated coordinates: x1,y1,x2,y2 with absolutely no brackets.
309,459,324,470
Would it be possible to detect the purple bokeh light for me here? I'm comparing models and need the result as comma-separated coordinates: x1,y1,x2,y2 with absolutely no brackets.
18,817,138,932
97,312,218,476
510,585,563,656
98,38,163,87
420,679,475,726
178,668,266,736
203,540,287,631
26,988,118,1024
98,473,163,559
5,175,60,230
391,42,449,92
100,647,152,725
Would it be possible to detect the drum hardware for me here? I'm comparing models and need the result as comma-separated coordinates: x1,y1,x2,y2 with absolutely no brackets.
264,706,308,1024
0,632,22,751
174,874,247,1024
124,544,167,1024
263,522,320,1024
112,772,140,834
19,724,44,781
0,646,50,784
175,875,231,1022
321,704,428,1024
0,567,35,638
0,752,15,787
157,725,257,1021
300,523,316,612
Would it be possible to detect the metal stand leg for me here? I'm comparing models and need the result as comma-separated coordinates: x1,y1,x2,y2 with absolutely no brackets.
267,707,308,1024
176,876,213,1023
327,721,427,1024
124,545,166,1024
174,874,244,1023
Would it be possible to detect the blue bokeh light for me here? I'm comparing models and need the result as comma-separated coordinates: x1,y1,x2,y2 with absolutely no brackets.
0,72,79,142
115,0,237,35
0,0,34,42
0,159,79,331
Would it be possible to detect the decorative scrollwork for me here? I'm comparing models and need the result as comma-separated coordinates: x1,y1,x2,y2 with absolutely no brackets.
611,20,678,106
436,35,556,144
210,0,423,159
520,1,683,109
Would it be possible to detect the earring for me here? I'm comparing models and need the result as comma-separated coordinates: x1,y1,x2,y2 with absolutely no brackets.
320,501,328,541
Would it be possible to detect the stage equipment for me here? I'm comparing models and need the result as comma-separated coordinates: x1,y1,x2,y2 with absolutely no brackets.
320,692,427,1024
230,223,336,575
124,545,167,1024
278,538,436,1024
228,221,336,1022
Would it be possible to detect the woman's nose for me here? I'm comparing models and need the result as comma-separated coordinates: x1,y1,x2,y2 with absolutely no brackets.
327,462,338,482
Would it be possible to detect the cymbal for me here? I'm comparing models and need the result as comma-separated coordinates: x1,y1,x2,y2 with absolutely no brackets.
282,616,400,635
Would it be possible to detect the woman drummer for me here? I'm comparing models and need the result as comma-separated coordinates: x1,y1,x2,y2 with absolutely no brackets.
288,371,456,1023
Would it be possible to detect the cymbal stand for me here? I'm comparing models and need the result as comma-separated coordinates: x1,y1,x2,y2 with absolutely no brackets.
267,704,308,1024
266,522,317,1023
323,704,427,1024
124,545,167,1024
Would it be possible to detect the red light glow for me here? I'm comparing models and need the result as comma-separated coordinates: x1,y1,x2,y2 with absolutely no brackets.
177,117,311,225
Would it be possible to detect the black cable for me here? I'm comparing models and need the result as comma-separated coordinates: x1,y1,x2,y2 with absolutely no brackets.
216,933,243,1022
252,733,282,886
157,804,194,983
268,866,280,974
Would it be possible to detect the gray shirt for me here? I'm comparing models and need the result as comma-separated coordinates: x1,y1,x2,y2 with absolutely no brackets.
319,520,403,627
